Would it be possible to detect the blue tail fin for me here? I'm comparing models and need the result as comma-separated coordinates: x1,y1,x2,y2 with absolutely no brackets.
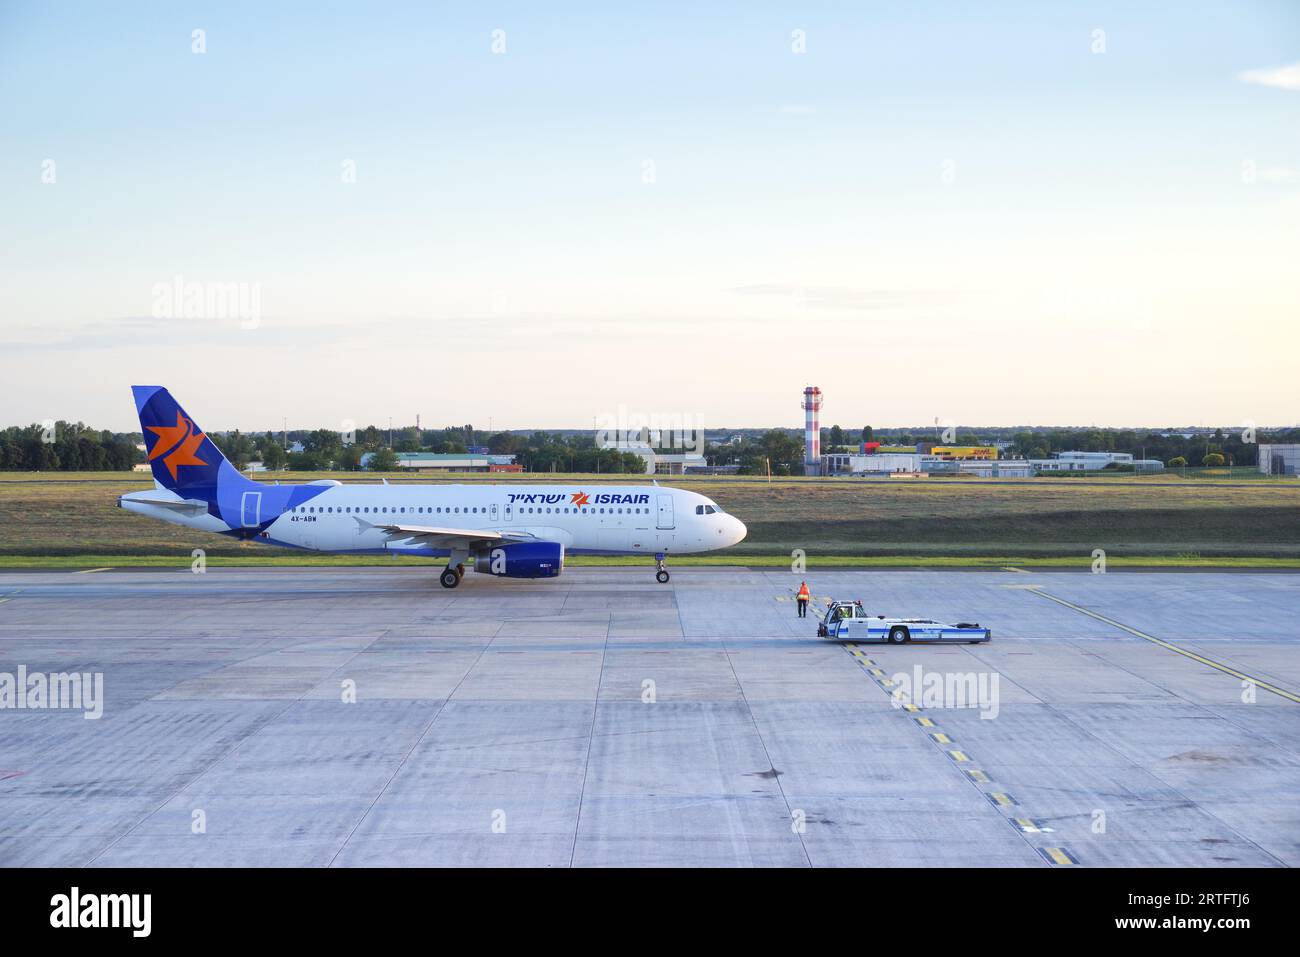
132,386,249,498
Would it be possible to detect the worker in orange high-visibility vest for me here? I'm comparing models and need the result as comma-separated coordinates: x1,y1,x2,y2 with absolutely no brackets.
796,581,810,618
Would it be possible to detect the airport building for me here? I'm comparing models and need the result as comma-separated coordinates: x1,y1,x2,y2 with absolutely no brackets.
952,460,1036,478
359,452,521,473
822,452,1035,477
933,445,998,460
822,448,1157,477
1258,444,1300,476
640,452,708,475
1030,451,1164,472
808,389,1161,478
596,440,707,475
822,452,926,475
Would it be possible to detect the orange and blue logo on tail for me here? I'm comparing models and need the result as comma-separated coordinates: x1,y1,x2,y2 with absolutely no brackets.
133,386,229,493
145,410,209,480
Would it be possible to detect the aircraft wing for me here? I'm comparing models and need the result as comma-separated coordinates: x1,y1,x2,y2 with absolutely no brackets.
357,518,538,549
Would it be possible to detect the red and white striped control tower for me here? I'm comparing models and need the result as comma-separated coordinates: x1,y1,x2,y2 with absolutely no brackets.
802,386,823,476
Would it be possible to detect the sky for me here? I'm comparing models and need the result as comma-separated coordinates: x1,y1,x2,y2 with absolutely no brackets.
2,1,1298,433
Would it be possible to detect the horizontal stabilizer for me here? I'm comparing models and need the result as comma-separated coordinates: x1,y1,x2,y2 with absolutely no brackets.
120,495,209,514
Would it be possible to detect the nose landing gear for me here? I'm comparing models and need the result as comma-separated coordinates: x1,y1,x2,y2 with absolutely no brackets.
655,554,670,584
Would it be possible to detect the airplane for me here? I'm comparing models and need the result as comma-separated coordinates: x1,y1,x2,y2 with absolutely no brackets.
119,386,747,587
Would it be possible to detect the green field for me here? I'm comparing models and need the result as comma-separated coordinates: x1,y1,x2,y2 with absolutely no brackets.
1,470,1297,568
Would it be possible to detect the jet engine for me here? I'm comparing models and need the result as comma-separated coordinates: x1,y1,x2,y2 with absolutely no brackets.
475,541,564,578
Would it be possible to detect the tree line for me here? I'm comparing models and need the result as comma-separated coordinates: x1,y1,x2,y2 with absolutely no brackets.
198,425,647,473
0,423,140,471
2,419,1296,473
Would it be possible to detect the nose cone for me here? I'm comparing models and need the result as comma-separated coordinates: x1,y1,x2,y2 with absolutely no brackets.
730,516,747,546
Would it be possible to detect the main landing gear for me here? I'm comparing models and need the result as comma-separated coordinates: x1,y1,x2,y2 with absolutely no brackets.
439,549,470,589
655,554,670,584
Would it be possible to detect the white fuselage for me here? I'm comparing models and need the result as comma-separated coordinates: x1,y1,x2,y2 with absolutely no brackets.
122,482,746,557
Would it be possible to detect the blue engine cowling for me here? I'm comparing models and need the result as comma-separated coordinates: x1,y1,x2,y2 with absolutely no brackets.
476,541,564,578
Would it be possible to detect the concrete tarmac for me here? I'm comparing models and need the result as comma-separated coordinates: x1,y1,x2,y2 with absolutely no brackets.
0,567,1297,867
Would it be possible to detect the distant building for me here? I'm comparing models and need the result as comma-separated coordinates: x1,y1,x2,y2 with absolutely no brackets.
639,452,707,475
824,449,1155,477
1029,451,1163,472
822,453,925,475
686,463,741,475
598,439,706,475
359,452,518,473
954,460,1035,478
1040,455,1133,473
932,445,998,460
1258,444,1300,476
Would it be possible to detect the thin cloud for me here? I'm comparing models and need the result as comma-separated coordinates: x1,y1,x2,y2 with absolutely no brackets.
2,315,374,352
1238,62,1300,90
1256,167,1300,184
729,284,966,311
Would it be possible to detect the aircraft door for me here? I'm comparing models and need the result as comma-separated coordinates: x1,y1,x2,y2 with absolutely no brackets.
656,495,675,529
241,491,261,528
